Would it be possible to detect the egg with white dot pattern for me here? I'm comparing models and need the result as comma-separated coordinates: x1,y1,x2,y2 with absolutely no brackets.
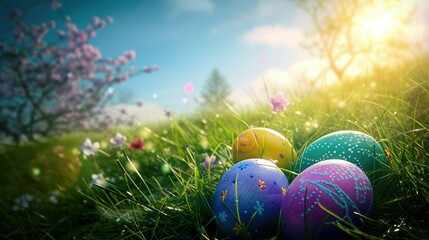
295,130,388,179
282,159,373,240
212,159,289,239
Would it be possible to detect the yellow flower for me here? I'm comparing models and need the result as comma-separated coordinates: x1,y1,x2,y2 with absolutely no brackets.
258,180,266,190
221,189,228,201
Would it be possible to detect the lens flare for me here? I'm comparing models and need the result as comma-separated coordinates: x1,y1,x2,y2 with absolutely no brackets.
183,82,194,94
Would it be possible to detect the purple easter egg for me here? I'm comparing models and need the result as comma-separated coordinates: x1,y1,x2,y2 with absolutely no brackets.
212,159,289,239
282,159,373,240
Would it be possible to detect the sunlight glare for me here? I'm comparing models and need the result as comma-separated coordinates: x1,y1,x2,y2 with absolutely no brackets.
356,1,407,43
359,11,398,41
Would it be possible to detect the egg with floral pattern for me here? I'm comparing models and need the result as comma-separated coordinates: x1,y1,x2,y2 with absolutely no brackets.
295,130,388,179
282,159,373,240
212,159,289,239
232,127,297,170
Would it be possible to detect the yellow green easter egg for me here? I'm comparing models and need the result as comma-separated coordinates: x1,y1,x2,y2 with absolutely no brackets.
31,146,81,191
232,127,297,170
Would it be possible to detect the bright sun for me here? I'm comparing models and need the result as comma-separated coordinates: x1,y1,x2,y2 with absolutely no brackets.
299,0,424,86
365,12,398,41
355,1,406,43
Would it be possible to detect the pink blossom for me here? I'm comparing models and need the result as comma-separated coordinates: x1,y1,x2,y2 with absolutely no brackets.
50,73,62,81
13,27,26,42
121,73,129,81
66,23,78,33
268,92,289,114
47,21,56,29
143,66,151,73
31,26,40,36
116,56,128,65
34,37,45,48
97,20,106,29
0,5,157,143
98,65,109,71
50,0,61,10
57,29,66,38
106,16,114,24
124,51,136,60
76,32,88,43
129,66,137,74
87,27,96,38
92,16,100,25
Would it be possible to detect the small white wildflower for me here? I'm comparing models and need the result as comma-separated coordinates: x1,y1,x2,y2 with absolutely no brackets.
80,138,100,156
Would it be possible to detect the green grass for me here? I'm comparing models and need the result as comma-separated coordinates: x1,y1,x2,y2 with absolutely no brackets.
0,58,428,239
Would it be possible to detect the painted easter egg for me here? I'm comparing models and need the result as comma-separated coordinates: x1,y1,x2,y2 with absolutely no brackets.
232,127,297,170
295,130,388,178
212,159,289,239
282,159,373,240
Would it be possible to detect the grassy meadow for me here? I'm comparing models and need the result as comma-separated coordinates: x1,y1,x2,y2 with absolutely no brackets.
0,56,428,239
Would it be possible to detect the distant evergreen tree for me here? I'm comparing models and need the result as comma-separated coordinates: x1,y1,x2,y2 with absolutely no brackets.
200,69,233,112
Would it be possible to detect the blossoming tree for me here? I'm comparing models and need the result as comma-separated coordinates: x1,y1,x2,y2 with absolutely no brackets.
0,2,156,144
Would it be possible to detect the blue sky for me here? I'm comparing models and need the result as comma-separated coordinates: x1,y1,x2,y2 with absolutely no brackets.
1,0,309,118
1,0,428,122
81,0,307,113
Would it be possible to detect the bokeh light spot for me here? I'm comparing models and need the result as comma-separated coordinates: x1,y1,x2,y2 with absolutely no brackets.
161,163,171,174
32,167,41,176
183,82,194,94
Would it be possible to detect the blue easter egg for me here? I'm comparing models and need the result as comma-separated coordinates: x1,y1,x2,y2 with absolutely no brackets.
212,159,289,239
282,159,373,240
295,130,388,178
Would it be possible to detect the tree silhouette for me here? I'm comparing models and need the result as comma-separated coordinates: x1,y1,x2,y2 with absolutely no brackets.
200,69,232,112
298,0,418,83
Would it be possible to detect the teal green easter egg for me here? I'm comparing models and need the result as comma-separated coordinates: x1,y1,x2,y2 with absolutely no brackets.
295,130,388,178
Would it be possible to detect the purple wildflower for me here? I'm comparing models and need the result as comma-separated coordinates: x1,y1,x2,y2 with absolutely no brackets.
164,109,172,117
268,92,289,114
109,132,127,147
80,138,100,156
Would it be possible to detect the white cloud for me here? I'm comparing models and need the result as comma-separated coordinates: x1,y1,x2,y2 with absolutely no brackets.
231,67,307,109
253,0,293,19
242,25,304,48
288,58,341,87
103,102,167,125
250,67,302,92
230,57,343,109
168,0,214,16
412,0,429,50
209,1,302,36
